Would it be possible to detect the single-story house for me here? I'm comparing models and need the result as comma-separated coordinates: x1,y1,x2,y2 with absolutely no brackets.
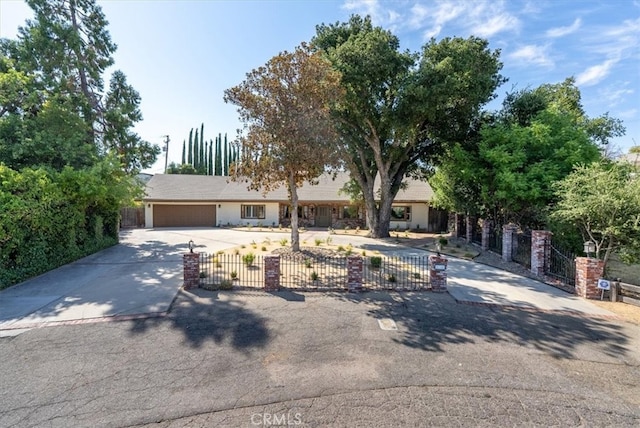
142,172,447,232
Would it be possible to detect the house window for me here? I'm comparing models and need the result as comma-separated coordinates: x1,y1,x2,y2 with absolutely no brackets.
390,206,411,221
341,205,358,219
241,204,265,219
283,206,308,219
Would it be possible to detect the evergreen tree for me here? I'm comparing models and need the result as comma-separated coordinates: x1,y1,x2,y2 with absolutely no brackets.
208,139,213,175
223,134,229,176
187,128,193,165
215,134,222,176
181,140,186,164
193,129,199,171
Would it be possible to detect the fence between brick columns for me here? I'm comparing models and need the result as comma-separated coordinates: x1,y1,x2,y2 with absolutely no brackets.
530,230,552,277
575,257,604,299
183,253,200,290
501,224,518,262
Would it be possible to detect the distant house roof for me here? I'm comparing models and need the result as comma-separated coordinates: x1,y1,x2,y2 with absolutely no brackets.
144,172,434,203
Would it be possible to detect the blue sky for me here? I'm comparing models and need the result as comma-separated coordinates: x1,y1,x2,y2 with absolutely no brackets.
1,0,638,174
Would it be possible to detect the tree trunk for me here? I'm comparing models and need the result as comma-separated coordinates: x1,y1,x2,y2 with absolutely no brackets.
289,173,300,252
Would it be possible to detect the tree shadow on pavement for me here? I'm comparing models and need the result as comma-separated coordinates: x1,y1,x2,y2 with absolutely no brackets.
128,289,271,351
330,291,633,361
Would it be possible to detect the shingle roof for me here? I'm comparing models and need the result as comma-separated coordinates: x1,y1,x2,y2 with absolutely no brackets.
144,172,434,202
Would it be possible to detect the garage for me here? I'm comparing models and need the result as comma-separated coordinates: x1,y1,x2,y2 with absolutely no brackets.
153,204,216,227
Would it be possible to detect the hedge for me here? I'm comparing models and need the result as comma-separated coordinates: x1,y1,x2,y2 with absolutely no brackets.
0,162,136,289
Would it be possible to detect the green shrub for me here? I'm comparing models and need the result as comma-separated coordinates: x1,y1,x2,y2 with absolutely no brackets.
304,258,312,268
279,238,288,246
230,271,238,280
219,279,233,290
387,274,397,283
242,252,256,267
0,162,129,289
438,237,448,246
310,271,319,281
199,271,207,278
315,238,323,246
370,256,382,268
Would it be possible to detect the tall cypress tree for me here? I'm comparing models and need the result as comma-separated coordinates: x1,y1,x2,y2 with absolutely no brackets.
215,134,222,176
223,134,229,176
208,139,213,175
193,129,199,171
181,140,186,164
187,128,193,165
198,130,204,173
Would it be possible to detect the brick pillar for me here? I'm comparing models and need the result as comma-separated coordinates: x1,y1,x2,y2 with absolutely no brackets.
575,257,605,299
465,215,472,244
481,219,491,251
530,230,552,277
183,252,200,290
347,256,363,292
429,254,448,292
264,256,280,291
502,224,517,262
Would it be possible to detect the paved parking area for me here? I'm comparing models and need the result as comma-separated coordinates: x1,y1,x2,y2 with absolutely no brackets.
1,289,638,427
0,228,615,333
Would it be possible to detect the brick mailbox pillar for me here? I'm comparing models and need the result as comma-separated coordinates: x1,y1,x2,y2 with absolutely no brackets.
530,230,552,277
575,257,605,299
429,255,448,292
502,224,518,262
183,252,200,290
347,256,363,292
264,256,281,291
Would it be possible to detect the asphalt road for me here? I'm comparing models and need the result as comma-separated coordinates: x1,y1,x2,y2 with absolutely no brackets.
1,289,639,427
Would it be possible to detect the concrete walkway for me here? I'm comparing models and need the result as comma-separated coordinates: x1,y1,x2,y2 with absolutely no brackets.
0,229,615,334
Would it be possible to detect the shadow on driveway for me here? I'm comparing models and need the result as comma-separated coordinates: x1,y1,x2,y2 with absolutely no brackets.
127,289,271,351
327,291,631,361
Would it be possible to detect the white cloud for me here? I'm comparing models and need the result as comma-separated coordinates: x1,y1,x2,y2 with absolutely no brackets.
546,17,582,38
600,84,635,107
472,12,520,38
616,108,638,120
510,45,554,68
342,0,381,21
575,59,619,86
342,0,520,40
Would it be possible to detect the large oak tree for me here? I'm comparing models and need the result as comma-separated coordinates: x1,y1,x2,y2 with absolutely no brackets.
224,43,343,251
313,15,505,237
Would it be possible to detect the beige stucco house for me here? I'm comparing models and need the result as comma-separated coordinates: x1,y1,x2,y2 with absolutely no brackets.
143,172,447,232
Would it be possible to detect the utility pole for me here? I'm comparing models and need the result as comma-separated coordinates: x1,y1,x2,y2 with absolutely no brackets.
162,135,170,173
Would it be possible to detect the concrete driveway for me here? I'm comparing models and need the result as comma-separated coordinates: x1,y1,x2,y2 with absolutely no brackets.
0,228,391,331
0,228,614,333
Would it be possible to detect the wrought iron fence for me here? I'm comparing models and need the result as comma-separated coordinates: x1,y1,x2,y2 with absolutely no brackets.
471,220,482,245
544,239,576,290
488,227,502,255
198,253,430,291
511,233,532,269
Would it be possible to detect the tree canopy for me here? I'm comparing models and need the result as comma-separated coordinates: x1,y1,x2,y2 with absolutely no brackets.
0,0,158,173
431,79,606,228
313,15,505,237
224,43,343,251
551,161,640,267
